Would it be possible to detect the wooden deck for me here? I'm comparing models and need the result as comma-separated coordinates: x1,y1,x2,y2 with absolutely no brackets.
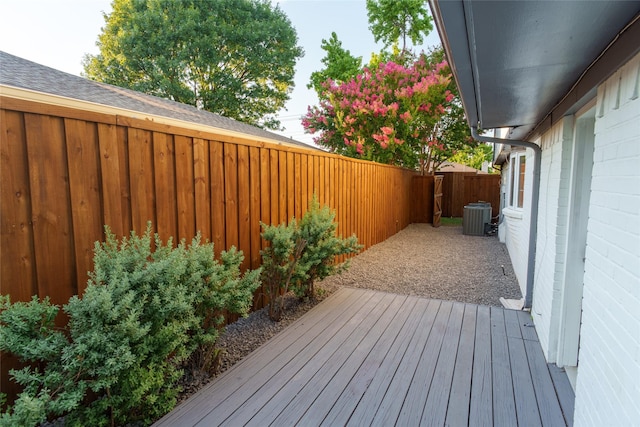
154,288,574,426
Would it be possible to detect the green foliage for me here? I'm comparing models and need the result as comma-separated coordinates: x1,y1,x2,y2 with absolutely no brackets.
0,224,260,426
440,216,463,226
448,143,494,172
260,219,307,321
0,295,66,364
308,32,362,100
83,0,304,130
366,0,433,52
260,197,362,320
291,197,363,299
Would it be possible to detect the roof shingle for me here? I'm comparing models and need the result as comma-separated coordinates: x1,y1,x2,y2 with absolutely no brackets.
0,51,314,149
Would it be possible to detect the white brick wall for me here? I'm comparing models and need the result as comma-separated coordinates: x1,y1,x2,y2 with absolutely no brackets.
500,147,535,297
574,53,640,427
531,118,574,362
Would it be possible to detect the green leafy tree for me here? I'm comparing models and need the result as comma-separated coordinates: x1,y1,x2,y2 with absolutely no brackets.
418,47,474,173
366,0,433,53
83,0,304,130
308,32,362,100
449,143,494,171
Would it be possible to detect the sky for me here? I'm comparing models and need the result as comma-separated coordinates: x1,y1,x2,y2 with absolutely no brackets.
0,0,441,146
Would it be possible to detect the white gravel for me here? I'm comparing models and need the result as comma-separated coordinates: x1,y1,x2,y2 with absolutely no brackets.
323,223,522,306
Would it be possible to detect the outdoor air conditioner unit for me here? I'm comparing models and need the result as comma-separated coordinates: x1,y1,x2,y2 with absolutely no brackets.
463,204,491,236
467,202,492,225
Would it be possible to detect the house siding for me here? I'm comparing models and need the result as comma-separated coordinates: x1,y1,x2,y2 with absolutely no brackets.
499,149,534,297
573,53,640,427
531,118,574,362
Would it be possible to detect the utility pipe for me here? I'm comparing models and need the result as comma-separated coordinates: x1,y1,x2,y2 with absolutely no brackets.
470,127,541,309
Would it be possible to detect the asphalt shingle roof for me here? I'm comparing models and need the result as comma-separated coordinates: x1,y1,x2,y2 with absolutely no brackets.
0,51,314,149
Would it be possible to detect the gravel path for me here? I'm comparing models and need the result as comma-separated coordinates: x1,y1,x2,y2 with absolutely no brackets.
177,223,522,404
323,223,522,306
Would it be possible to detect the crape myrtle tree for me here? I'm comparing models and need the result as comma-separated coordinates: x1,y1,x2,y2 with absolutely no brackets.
302,0,476,173
303,47,474,174
83,0,304,130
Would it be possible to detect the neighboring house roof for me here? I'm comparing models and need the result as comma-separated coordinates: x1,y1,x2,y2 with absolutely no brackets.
428,1,640,140
436,161,486,174
0,51,315,150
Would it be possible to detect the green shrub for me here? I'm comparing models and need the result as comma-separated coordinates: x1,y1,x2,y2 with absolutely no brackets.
259,219,307,321
260,196,362,320
0,223,260,426
292,196,363,299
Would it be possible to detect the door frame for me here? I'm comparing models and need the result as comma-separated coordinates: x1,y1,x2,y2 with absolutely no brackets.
557,101,596,375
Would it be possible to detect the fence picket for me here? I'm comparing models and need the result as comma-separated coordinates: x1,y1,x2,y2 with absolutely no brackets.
153,132,178,243
237,145,251,270
193,138,211,239
210,140,225,255
175,135,196,242
65,118,103,294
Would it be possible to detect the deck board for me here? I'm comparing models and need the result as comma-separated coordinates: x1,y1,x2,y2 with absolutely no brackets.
420,301,465,427
216,290,380,426
548,364,576,426
314,296,417,426
393,300,449,426
275,294,408,426
344,297,432,426
253,291,393,426
524,339,567,427
469,305,493,427
508,335,543,427
373,299,444,426
153,288,574,427
444,304,476,427
490,307,518,427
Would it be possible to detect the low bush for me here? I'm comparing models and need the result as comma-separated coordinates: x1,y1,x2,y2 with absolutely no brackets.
292,197,362,299
259,219,307,321
0,223,260,426
261,196,362,321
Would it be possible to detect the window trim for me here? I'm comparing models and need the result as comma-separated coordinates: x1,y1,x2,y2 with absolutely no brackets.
508,151,526,209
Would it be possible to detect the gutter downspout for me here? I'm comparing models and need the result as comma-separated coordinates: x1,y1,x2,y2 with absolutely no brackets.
470,127,541,309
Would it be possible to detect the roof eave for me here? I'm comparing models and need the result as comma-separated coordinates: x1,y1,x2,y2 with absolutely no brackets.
428,0,479,130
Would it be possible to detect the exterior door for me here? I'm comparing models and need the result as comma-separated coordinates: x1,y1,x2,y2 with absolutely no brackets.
557,106,595,370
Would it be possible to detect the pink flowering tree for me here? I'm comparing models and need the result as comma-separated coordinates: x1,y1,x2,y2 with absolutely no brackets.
303,51,474,174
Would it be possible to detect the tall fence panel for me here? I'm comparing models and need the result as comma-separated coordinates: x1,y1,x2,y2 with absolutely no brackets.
438,171,501,217
1,96,417,308
439,171,476,217
463,175,501,217
411,175,435,223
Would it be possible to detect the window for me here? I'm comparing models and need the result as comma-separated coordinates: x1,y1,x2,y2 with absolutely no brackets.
509,152,526,208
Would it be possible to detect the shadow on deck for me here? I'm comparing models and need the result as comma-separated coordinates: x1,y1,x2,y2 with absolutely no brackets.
154,287,575,426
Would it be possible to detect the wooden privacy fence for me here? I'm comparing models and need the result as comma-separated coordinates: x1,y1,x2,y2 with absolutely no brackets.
411,175,435,223
438,171,501,218
1,96,416,309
